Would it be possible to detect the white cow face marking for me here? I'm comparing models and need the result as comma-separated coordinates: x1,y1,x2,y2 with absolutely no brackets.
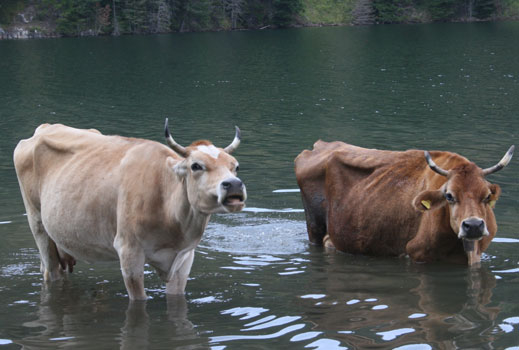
197,145,220,159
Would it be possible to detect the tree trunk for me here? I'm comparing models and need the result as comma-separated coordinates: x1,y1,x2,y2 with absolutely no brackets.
112,0,120,35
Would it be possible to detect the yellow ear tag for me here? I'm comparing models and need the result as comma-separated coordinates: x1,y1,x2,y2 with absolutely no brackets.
489,200,496,209
421,200,431,210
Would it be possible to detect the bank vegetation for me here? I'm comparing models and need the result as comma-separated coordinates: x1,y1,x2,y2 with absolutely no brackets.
1,0,518,39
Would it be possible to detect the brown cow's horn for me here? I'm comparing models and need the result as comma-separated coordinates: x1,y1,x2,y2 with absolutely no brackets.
482,145,515,176
224,126,241,154
164,118,188,157
424,151,449,177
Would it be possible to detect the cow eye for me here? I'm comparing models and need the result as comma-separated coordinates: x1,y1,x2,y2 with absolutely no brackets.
235,165,240,172
483,194,492,203
191,163,203,171
445,193,455,203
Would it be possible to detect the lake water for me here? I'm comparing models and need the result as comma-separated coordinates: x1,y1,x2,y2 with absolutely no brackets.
1,22,518,349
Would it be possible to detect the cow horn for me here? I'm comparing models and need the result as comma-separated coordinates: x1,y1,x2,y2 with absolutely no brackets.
482,145,515,176
424,151,449,177
224,126,241,154
164,118,188,157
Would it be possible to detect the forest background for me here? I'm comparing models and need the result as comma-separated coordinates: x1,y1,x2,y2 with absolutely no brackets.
1,0,519,38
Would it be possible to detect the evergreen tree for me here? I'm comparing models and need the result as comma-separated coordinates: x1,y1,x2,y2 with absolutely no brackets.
120,0,149,33
272,0,301,27
474,0,496,18
54,0,98,36
242,0,271,28
425,0,459,21
177,0,211,31
0,0,27,25
373,0,412,23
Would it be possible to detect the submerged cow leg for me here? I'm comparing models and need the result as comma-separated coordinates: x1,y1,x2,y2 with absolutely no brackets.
323,234,336,250
114,235,147,300
165,249,195,295
27,213,63,282
301,192,327,245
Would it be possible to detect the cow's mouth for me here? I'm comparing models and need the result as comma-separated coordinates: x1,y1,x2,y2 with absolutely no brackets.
223,194,245,206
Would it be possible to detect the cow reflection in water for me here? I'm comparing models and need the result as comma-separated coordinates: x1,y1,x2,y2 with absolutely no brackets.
18,283,209,350
302,253,500,349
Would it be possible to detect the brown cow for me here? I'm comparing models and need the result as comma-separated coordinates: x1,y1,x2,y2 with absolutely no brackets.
294,141,514,265
14,119,246,300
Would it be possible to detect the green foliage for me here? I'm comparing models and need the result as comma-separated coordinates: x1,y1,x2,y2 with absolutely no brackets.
501,0,519,18
242,0,271,28
272,0,302,26
302,0,354,24
423,0,458,21
2,0,517,36
373,0,413,23
172,0,211,31
0,0,27,25
474,0,496,19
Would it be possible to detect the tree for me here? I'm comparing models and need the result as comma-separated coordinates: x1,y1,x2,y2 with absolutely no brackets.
225,0,244,29
95,3,111,34
425,0,459,21
112,0,121,35
373,0,412,23
272,0,302,27
242,0,271,28
149,0,172,32
352,0,375,25
120,0,149,33
177,0,211,31
0,0,27,25
54,0,97,36
474,0,496,18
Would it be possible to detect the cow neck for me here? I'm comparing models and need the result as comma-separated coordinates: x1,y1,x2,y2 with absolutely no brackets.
167,178,211,239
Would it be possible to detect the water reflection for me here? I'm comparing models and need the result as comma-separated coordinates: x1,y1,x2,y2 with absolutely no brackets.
300,255,501,349
16,283,206,349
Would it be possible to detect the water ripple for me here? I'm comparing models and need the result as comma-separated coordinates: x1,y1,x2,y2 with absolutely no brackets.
243,316,301,331
210,324,306,342
305,338,348,350
221,307,269,320
376,328,415,341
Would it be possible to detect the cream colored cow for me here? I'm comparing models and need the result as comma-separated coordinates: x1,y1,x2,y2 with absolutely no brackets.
13,119,246,300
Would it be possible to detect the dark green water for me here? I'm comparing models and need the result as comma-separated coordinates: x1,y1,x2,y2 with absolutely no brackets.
1,22,518,349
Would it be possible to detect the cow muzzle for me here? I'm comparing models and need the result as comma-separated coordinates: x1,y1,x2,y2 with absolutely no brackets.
219,177,246,212
458,217,489,240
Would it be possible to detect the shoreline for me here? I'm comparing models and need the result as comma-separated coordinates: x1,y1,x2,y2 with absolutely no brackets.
1,17,518,41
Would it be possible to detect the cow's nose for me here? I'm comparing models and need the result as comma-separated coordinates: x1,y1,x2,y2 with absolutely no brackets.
221,178,243,192
461,218,485,239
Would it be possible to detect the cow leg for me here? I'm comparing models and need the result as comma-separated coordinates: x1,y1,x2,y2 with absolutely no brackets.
115,241,147,301
26,215,63,282
323,234,336,250
165,249,195,295
301,193,327,245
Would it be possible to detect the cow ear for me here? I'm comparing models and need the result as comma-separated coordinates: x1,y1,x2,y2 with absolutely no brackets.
167,157,188,178
488,184,501,208
413,190,446,212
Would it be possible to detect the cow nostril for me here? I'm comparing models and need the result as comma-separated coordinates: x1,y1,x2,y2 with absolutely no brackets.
462,218,485,233
222,181,231,189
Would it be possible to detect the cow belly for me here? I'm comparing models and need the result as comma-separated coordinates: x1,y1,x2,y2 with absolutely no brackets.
40,200,118,263
42,219,118,262
328,202,420,256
